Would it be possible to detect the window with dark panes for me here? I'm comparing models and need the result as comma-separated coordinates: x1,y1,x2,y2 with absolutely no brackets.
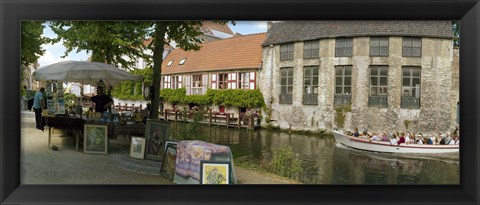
370,37,389,56
192,75,203,95
303,66,319,105
304,40,319,59
280,43,294,61
369,66,388,107
401,66,421,109
334,65,352,105
218,73,228,89
335,38,353,57
402,37,422,57
279,67,294,104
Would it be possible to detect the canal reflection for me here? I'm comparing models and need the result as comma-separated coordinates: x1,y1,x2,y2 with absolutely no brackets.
170,123,460,184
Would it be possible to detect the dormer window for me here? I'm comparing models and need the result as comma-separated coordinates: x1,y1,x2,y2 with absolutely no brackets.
167,60,173,67
179,58,187,65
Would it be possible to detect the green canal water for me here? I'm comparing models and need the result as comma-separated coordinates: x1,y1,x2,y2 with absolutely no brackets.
171,122,460,185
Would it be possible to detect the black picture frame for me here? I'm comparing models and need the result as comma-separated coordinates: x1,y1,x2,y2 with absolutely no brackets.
1,0,479,204
159,143,177,182
144,119,170,161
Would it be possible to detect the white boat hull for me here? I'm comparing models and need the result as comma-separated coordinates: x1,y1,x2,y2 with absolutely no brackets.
332,131,459,154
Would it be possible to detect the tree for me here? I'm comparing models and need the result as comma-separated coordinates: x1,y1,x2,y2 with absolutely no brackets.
21,21,49,67
147,21,235,119
21,21,51,94
49,21,152,70
50,21,232,119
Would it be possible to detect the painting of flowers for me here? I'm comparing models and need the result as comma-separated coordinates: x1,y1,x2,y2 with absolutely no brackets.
200,161,230,184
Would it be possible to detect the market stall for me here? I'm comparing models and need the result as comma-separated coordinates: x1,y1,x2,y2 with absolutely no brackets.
33,61,144,152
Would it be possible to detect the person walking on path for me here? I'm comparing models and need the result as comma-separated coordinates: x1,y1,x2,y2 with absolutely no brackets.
32,87,46,131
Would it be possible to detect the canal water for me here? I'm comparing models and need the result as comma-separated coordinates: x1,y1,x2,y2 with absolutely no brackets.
170,122,460,185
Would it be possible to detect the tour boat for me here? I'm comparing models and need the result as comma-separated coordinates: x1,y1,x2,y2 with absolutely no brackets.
332,131,459,154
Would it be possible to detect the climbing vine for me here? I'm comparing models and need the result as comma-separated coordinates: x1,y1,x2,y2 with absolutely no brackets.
111,67,153,100
334,104,351,129
160,88,266,108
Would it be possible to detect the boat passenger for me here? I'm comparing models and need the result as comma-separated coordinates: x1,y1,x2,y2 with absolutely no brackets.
405,132,412,144
417,134,424,145
398,132,406,145
428,134,436,145
369,132,381,141
362,129,371,138
439,133,446,145
390,135,398,145
445,133,453,145
353,127,360,137
454,136,460,145
410,133,417,144
380,132,389,142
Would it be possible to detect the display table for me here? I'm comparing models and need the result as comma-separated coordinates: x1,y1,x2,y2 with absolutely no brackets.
43,115,144,151
43,115,84,151
114,123,145,138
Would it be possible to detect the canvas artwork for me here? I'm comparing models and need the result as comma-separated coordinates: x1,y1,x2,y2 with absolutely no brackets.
164,140,178,153
84,124,108,154
145,120,170,161
160,143,177,181
200,161,230,184
130,137,146,159
54,98,65,115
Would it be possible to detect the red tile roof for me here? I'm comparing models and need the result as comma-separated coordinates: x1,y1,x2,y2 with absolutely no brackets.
161,33,266,75
143,38,174,50
202,21,234,35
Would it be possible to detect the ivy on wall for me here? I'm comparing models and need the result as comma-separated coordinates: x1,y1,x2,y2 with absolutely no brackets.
111,67,266,109
160,88,266,108
111,67,153,100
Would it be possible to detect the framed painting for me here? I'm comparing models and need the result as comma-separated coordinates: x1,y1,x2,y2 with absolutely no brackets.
199,161,231,184
83,124,108,154
130,137,146,159
164,140,178,153
144,120,170,161
4,0,480,205
159,143,177,181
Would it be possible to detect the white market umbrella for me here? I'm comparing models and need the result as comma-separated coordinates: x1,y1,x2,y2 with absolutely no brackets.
32,60,143,87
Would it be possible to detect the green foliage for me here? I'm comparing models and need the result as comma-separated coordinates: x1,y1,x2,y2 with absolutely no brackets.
111,68,152,100
49,21,152,70
206,89,266,108
160,88,186,103
334,104,351,129
233,155,263,171
21,21,50,67
160,88,266,108
268,146,303,180
64,93,77,102
404,120,412,129
148,21,233,119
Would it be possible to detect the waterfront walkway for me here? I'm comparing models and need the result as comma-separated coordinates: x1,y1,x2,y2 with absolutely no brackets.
20,111,298,184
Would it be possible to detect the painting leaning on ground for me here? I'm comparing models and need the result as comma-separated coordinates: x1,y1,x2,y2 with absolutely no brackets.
20,20,459,185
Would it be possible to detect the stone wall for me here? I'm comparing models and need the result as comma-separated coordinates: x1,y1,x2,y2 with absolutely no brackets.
260,37,458,133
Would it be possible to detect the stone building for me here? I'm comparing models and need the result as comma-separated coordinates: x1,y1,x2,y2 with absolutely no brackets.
259,21,458,133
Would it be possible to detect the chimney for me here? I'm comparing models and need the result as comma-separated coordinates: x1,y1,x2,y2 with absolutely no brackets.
267,21,273,30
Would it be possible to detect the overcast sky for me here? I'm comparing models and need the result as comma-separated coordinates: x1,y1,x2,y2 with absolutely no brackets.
38,21,269,67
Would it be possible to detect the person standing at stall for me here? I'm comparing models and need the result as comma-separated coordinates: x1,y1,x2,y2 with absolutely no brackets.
32,87,46,131
82,86,114,113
